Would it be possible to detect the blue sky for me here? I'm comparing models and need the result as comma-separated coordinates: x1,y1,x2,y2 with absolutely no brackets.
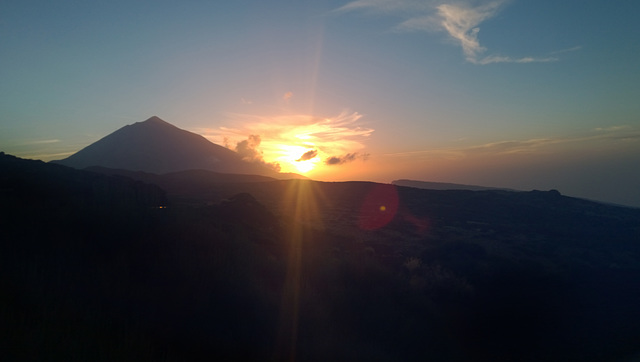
1,0,639,206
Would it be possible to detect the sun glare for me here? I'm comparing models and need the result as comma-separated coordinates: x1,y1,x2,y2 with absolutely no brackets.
204,111,373,176
292,160,313,173
275,144,320,174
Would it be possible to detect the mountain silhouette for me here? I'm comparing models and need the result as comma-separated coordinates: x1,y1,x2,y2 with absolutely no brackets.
52,116,303,178
3,151,640,361
392,179,515,192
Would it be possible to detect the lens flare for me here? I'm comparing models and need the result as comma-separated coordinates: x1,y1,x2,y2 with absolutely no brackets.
358,183,399,230
274,180,326,360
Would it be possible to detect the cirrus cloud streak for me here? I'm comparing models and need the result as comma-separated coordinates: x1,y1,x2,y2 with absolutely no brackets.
384,125,640,161
336,0,571,64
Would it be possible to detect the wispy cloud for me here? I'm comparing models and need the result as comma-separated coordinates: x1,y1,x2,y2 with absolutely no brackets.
461,138,561,155
472,54,557,65
296,149,318,162
196,110,374,173
15,139,61,145
336,0,569,64
336,0,429,13
16,151,75,161
384,125,640,160
325,152,369,165
432,1,503,62
549,45,582,55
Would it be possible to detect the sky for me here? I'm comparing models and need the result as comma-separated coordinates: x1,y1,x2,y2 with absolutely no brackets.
1,0,640,207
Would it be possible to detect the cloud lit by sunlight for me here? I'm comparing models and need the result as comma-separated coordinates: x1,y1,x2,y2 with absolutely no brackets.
429,1,558,64
296,150,318,162
336,0,570,64
296,149,318,162
4,138,78,162
21,139,61,145
233,134,281,172
198,110,373,175
325,152,369,165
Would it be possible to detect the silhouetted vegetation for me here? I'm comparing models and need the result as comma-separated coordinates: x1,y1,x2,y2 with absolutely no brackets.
2,153,639,361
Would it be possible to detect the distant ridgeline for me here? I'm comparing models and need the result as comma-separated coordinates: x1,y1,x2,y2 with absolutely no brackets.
0,152,167,227
392,179,516,192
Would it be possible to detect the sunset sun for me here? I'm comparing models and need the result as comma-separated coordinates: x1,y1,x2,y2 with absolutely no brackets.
293,161,316,173
276,145,320,174
203,111,373,178
293,159,316,173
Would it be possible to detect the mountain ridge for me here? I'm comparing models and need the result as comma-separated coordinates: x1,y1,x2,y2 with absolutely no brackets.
51,116,305,179
392,179,516,192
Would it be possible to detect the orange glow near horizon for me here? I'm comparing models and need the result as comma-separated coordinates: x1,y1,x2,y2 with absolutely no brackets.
293,160,316,174
199,111,373,178
272,144,321,174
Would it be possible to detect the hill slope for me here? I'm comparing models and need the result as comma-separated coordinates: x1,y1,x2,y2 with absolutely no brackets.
3,153,640,361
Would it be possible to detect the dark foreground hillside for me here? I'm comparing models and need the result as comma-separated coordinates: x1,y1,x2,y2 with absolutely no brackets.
2,153,640,361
